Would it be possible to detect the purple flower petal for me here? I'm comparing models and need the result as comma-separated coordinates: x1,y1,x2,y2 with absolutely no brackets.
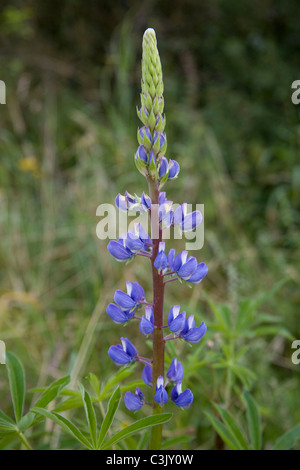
106,303,134,324
171,382,193,408
124,387,145,411
177,257,198,280
187,263,208,284
107,240,133,262
127,281,145,302
113,291,136,310
168,160,180,179
142,365,153,386
167,358,184,382
108,345,133,366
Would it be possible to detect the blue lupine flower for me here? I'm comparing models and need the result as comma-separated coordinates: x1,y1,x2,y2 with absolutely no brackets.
108,337,138,366
154,376,169,406
153,130,166,150
141,192,151,211
174,203,202,232
111,224,151,258
149,149,156,166
164,248,208,284
173,251,198,280
155,113,165,130
136,145,148,163
187,262,208,284
124,232,145,252
115,191,140,212
168,160,180,179
154,242,168,272
171,381,193,408
115,191,150,213
124,387,145,411
133,223,152,248
139,306,154,336
106,303,134,324
179,315,207,343
168,305,186,333
167,248,175,270
167,358,184,383
158,157,169,179
114,281,145,311
107,239,134,262
142,365,153,386
138,126,152,146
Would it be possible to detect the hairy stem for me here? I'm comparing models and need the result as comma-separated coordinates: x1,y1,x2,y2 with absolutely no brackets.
148,179,165,450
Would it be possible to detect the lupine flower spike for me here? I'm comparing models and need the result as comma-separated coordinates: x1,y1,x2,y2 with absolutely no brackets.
105,28,208,450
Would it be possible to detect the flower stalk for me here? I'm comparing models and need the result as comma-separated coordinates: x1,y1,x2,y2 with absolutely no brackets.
105,27,208,451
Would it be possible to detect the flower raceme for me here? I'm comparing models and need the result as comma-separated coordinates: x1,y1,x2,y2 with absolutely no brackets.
104,28,208,423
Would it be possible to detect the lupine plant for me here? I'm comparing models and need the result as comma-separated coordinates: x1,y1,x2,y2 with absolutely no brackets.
106,28,208,450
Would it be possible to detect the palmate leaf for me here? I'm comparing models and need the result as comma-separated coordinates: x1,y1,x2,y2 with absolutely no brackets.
6,352,25,423
99,413,172,450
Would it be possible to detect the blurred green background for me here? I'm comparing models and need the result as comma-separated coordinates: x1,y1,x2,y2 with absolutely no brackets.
0,0,299,449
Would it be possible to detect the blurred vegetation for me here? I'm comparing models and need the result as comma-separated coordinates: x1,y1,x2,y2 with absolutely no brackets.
0,0,299,449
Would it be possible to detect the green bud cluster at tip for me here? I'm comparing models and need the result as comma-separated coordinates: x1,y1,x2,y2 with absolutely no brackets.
135,28,168,181
141,28,164,105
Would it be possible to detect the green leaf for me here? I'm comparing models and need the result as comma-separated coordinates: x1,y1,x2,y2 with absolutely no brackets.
17,412,35,432
231,364,257,388
212,403,248,450
86,373,100,398
100,413,172,450
0,411,17,435
78,383,98,449
100,366,135,398
272,424,300,450
0,433,17,449
32,407,92,449
252,326,294,341
205,412,240,450
243,391,262,450
97,386,121,449
34,375,70,409
161,435,192,449
53,396,82,413
203,292,231,333
0,410,15,426
6,352,25,423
